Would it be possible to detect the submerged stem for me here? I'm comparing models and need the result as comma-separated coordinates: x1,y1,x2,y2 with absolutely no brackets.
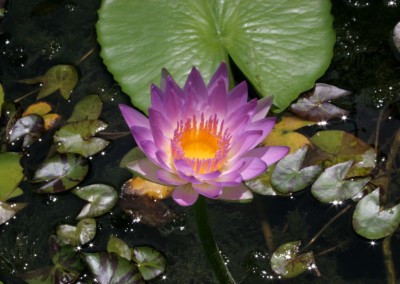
193,196,236,284
383,235,396,284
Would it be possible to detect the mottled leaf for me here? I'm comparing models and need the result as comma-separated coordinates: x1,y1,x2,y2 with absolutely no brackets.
311,161,370,203
131,246,166,281
271,241,315,278
119,147,146,169
0,152,23,201
291,83,351,121
245,167,290,196
0,201,27,225
72,184,118,219
121,177,173,200
56,218,96,247
32,153,89,193
8,114,44,148
353,189,400,239
84,252,144,284
22,101,52,116
68,94,103,122
54,120,110,157
272,146,321,194
107,235,131,261
309,130,376,177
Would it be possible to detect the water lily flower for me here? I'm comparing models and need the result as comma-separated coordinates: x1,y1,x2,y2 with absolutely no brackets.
119,63,289,206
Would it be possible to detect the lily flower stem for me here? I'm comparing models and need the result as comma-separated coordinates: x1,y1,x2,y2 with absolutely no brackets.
194,196,236,284
383,235,396,284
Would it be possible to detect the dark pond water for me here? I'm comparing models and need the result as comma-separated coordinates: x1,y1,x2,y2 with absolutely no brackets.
0,0,400,283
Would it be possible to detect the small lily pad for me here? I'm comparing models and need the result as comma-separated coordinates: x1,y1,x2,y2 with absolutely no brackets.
353,189,400,240
245,166,289,196
0,201,27,225
72,184,118,219
290,83,351,121
272,146,322,194
132,246,167,281
119,147,147,169
271,241,315,278
0,152,24,201
84,252,144,284
68,94,103,122
54,119,110,157
311,161,370,203
8,114,44,148
31,153,89,193
107,235,131,261
22,101,52,117
56,218,96,247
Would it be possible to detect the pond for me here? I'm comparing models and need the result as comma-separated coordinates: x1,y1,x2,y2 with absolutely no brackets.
0,0,400,283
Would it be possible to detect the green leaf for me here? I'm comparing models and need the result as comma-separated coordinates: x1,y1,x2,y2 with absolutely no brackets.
271,146,321,193
84,252,144,284
0,201,27,225
54,120,110,157
97,0,335,113
119,147,146,169
107,235,131,261
68,95,103,122
245,166,290,196
72,184,118,219
309,130,376,177
311,161,370,203
0,152,24,201
353,189,400,239
271,241,315,278
131,246,167,281
32,153,89,193
56,218,96,247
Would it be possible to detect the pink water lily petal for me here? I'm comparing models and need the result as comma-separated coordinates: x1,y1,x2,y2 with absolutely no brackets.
212,171,243,186
184,67,208,98
126,158,168,185
155,150,172,171
150,84,164,111
174,159,202,184
196,170,222,182
131,126,153,145
172,184,199,206
207,77,228,117
239,157,268,180
157,169,187,185
244,146,290,166
207,62,228,94
218,184,253,202
252,97,273,122
138,140,158,163
247,117,276,146
228,81,248,113
229,130,263,160
148,108,174,137
192,183,223,199
119,104,149,129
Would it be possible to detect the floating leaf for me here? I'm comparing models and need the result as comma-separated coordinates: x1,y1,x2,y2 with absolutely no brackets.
68,94,103,122
131,246,167,281
84,252,144,284
20,65,78,100
32,153,89,193
261,114,315,154
309,130,376,177
72,184,118,219
272,146,321,194
353,189,400,239
271,241,315,278
107,235,131,261
311,161,370,203
42,113,62,130
244,167,289,196
56,218,96,247
122,177,173,200
0,201,27,225
290,83,351,121
1,101,23,145
54,120,110,157
8,114,44,148
119,147,146,169
0,152,23,201
22,101,52,117
97,0,335,113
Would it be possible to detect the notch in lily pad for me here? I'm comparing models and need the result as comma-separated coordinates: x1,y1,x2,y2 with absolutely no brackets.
8,114,44,148
132,246,167,281
31,153,89,193
56,218,96,247
68,94,103,122
22,101,61,130
271,241,316,278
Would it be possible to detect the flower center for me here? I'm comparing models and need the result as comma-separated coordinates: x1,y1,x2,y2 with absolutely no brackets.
171,114,230,174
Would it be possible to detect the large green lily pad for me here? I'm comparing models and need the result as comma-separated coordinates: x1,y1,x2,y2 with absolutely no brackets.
0,152,23,201
97,0,335,113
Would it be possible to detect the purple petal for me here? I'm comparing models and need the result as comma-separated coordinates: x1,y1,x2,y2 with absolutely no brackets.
252,97,273,122
119,104,149,129
228,81,249,112
244,146,290,166
195,170,222,181
247,117,276,146
157,170,186,185
155,150,172,171
148,108,174,145
174,159,202,184
218,184,253,202
126,158,169,185
211,171,243,186
183,67,207,98
131,126,153,145
207,77,228,117
138,140,158,162
150,84,165,111
172,184,199,206
207,62,229,93
192,183,223,199
239,157,267,180
228,130,263,160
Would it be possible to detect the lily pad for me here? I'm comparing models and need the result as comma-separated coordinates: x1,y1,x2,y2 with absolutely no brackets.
8,114,44,148
271,241,315,278
121,177,173,200
107,235,131,261
353,189,400,240
0,152,23,201
309,130,376,177
97,0,335,113
56,218,96,247
31,153,89,193
68,95,103,122
311,161,370,203
22,102,61,130
245,166,289,196
54,120,110,157
290,83,351,121
0,201,27,225
72,184,118,219
131,246,167,281
84,252,144,284
271,146,321,194
19,65,78,100
119,147,147,169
